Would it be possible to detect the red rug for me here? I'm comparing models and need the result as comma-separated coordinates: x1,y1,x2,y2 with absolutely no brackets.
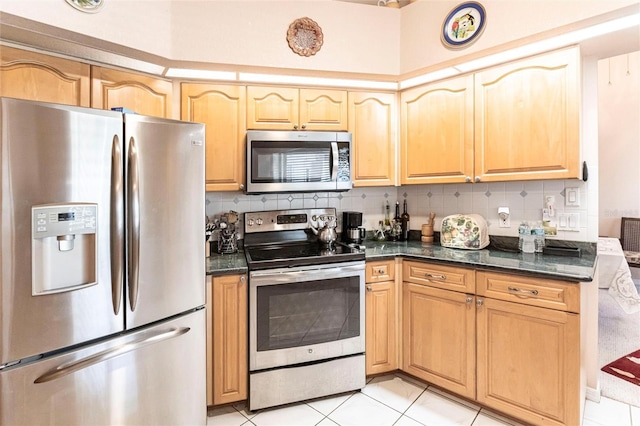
602,349,640,386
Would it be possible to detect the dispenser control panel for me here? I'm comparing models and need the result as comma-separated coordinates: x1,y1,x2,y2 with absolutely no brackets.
32,204,97,238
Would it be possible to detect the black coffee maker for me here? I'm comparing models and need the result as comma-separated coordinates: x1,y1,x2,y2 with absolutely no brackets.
342,211,365,244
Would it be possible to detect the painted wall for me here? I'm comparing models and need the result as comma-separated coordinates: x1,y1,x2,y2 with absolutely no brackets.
0,0,635,76
598,51,640,238
399,0,639,74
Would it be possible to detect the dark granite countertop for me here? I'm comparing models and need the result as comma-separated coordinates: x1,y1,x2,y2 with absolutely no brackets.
206,251,248,276
363,240,596,283
206,240,596,283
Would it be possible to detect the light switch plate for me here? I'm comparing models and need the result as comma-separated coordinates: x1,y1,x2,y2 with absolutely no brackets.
565,187,580,207
557,213,580,231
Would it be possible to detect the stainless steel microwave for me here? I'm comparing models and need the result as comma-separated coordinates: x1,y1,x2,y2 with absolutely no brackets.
245,130,353,194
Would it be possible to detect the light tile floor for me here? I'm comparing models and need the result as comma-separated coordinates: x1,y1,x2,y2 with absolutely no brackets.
207,372,640,426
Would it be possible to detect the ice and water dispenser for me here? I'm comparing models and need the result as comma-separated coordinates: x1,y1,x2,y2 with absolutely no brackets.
31,204,98,295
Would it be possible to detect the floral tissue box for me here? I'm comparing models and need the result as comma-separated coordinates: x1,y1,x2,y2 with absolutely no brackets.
440,214,490,250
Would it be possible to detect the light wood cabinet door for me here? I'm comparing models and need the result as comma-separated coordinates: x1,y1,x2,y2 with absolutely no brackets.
299,88,347,131
91,66,173,118
474,46,580,182
247,86,299,130
181,84,246,192
349,92,396,186
247,86,347,130
476,297,580,426
403,282,476,399
211,274,248,406
365,280,397,375
400,75,474,185
0,46,90,107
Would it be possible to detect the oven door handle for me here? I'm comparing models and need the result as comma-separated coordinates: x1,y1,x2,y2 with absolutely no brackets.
250,264,364,283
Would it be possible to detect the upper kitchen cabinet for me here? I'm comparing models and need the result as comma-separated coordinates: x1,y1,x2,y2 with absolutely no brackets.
348,92,397,187
91,66,173,118
0,46,90,107
400,75,474,185
474,46,581,182
181,83,247,192
247,86,347,131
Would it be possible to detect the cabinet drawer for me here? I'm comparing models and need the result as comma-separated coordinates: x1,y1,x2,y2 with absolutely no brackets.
477,271,579,313
366,260,395,283
403,261,475,293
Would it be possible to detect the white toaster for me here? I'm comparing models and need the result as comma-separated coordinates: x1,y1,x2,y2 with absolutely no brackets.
440,214,490,250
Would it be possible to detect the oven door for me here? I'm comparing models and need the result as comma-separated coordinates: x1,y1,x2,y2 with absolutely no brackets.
249,261,365,371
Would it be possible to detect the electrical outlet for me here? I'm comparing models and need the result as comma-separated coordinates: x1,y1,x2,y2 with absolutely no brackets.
498,207,510,228
499,216,510,228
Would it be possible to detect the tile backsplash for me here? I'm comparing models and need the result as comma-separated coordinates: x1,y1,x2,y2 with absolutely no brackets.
206,180,594,242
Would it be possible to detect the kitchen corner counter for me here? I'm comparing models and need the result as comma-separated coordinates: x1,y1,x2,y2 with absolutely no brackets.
206,251,248,276
204,241,596,283
363,240,596,283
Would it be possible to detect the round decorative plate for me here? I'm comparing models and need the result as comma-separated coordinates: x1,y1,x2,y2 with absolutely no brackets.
441,2,486,49
287,17,323,57
65,0,105,13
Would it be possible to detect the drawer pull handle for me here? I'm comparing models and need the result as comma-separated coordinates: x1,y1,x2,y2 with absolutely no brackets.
366,285,373,292
425,273,446,280
508,286,539,296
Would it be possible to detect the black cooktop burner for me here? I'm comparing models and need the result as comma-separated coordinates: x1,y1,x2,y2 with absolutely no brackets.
245,240,364,270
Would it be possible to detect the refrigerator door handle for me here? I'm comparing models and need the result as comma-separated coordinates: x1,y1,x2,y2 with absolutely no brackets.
127,136,140,311
111,135,124,315
33,327,191,384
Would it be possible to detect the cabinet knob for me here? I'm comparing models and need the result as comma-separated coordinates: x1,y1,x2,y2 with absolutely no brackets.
239,183,245,190
366,285,373,292
293,124,299,130
377,269,385,274
301,123,307,129
466,296,473,304
465,176,471,183
240,276,246,283
475,176,481,183
476,299,484,307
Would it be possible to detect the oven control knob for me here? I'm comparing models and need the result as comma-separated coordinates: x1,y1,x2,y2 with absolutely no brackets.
256,218,263,226
247,218,255,226
308,349,313,354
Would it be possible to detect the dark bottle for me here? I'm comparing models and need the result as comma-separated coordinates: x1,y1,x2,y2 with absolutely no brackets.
394,201,401,224
401,199,410,241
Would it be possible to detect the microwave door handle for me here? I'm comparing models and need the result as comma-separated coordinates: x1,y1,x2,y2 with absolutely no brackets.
331,142,338,181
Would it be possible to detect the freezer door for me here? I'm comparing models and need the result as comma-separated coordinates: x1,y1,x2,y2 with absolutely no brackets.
124,114,205,329
0,309,206,426
0,98,124,366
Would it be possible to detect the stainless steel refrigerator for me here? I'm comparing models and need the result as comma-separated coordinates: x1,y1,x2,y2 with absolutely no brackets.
0,97,206,425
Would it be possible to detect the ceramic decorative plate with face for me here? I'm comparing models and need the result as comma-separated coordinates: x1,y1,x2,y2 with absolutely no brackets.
65,0,105,13
441,2,486,49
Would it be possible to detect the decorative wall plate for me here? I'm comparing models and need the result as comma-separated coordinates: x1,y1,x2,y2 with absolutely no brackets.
441,2,486,49
65,0,105,13
287,17,323,57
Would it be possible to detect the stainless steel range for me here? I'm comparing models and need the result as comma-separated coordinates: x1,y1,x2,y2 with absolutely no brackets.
244,208,366,411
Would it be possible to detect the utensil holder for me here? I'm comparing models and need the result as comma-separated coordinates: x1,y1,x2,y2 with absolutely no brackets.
218,231,238,254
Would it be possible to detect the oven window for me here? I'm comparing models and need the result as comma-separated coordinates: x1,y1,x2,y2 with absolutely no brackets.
256,276,360,351
251,141,332,183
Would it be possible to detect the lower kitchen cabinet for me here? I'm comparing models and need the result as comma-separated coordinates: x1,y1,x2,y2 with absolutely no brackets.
402,262,476,399
400,262,583,426
476,271,580,426
206,274,248,407
365,260,397,375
